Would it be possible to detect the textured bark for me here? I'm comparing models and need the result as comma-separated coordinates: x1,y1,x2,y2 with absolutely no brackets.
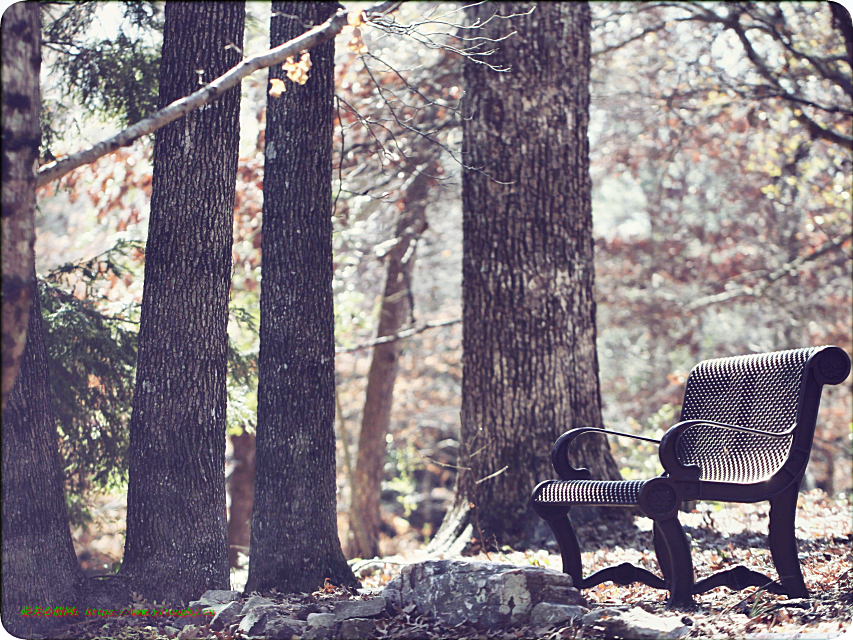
246,2,358,593
120,2,245,604
348,156,436,559
436,2,622,549
1,3,40,411
228,432,255,568
2,296,86,637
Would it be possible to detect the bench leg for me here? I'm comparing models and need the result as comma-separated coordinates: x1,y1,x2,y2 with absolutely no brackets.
534,504,584,589
653,517,695,608
769,486,808,598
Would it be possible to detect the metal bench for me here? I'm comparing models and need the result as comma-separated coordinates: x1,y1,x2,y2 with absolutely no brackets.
532,346,851,608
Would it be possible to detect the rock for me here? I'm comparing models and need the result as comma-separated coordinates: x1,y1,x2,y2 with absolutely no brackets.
193,590,241,606
241,595,276,615
582,607,690,639
334,597,386,621
382,559,585,628
238,604,279,637
294,603,322,620
340,618,376,640
265,618,308,640
210,600,243,632
383,576,402,611
163,626,180,638
306,613,336,628
530,602,587,627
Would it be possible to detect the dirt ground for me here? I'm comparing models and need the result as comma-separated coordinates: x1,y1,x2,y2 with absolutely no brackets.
37,489,853,639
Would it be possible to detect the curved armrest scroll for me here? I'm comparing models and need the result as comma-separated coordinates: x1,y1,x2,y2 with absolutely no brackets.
551,427,661,481
659,419,797,479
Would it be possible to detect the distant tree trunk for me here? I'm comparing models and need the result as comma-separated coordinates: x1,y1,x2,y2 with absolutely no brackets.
246,1,358,593
2,295,86,638
120,2,245,603
348,156,436,560
433,2,622,552
1,3,40,411
228,432,255,568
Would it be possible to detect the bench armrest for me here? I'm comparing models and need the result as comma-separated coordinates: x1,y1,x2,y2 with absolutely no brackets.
551,427,661,481
659,419,797,479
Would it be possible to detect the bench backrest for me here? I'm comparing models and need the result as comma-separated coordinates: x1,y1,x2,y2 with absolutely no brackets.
676,347,845,485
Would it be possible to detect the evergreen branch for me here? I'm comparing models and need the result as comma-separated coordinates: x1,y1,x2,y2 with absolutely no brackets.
36,1,399,188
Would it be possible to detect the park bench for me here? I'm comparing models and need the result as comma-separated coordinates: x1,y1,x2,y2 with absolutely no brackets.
531,346,851,608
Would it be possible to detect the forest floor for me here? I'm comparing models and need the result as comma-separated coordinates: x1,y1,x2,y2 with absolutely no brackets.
37,490,852,640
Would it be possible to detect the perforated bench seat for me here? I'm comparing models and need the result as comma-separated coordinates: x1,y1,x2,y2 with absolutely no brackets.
531,346,851,609
533,479,646,506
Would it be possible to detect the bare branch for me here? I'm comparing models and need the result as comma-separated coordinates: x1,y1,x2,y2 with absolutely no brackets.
37,2,399,187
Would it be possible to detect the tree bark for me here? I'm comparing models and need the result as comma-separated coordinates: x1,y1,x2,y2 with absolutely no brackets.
2,295,86,637
348,156,436,559
228,432,255,568
120,2,245,604
434,2,622,551
1,3,40,411
246,1,358,593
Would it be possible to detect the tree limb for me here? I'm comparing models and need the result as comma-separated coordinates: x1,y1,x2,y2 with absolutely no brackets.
335,316,460,354
36,2,401,188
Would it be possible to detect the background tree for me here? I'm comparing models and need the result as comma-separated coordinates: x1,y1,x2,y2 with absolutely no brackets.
246,1,358,593
433,2,623,552
119,2,245,603
1,2,42,409
348,151,439,559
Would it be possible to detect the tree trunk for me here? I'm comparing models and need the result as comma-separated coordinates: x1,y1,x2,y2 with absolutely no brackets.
228,432,255,568
434,2,622,552
246,2,358,593
2,295,86,637
348,156,436,560
1,3,40,411
120,2,245,603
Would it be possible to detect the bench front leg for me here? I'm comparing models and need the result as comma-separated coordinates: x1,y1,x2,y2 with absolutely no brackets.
532,502,584,589
653,516,695,608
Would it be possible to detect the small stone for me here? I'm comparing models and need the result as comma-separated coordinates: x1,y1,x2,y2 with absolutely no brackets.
210,600,243,632
241,595,276,615
196,589,241,605
530,602,587,627
294,603,322,620
582,606,689,639
307,612,336,628
334,597,386,621
163,626,180,638
340,618,376,640
238,605,277,636
265,618,308,640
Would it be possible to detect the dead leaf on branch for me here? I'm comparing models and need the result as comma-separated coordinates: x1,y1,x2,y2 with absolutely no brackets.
348,27,368,54
268,78,286,98
268,52,312,98
283,52,312,85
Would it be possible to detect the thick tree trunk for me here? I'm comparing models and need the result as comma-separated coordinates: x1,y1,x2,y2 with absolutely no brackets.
246,2,358,593
434,2,622,552
1,3,40,411
348,156,436,560
2,295,86,637
120,2,245,604
228,432,255,568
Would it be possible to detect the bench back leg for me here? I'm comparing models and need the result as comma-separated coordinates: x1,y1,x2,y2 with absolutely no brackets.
769,486,808,598
653,517,695,608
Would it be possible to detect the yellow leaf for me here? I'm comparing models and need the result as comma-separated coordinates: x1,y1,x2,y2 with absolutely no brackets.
269,78,286,98
283,52,312,85
348,10,365,28
348,28,368,54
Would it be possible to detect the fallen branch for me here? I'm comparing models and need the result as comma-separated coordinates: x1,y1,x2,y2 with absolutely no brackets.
36,1,402,188
335,316,460,354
